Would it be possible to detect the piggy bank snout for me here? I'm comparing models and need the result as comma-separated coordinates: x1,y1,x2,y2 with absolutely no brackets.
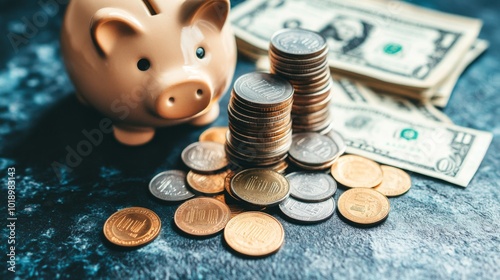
155,80,213,120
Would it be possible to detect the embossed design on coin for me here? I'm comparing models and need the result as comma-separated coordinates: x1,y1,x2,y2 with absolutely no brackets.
224,212,284,256
103,207,161,247
279,196,335,223
337,188,390,225
174,197,231,236
233,72,294,106
330,155,383,188
373,166,412,197
289,133,339,165
182,141,228,172
286,172,337,202
271,28,327,57
199,127,228,144
149,170,194,201
187,169,230,195
230,169,290,206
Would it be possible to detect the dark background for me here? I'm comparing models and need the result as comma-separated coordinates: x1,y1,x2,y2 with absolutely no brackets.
0,0,499,279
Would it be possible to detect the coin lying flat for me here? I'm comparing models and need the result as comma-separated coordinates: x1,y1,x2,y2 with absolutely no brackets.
181,141,228,172
373,166,412,197
279,197,335,223
149,170,195,201
186,169,230,195
174,197,231,236
289,133,339,167
224,212,284,257
230,169,290,207
286,172,337,202
327,130,346,156
103,207,161,247
337,188,390,225
330,155,383,188
199,127,228,144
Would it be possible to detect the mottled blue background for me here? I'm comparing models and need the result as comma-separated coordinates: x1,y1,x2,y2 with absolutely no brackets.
1,0,499,279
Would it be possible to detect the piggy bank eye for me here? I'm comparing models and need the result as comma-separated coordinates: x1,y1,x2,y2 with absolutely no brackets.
196,47,205,59
137,58,151,71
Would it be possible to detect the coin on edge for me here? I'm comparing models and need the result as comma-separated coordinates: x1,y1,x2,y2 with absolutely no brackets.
330,155,383,188
199,127,228,144
103,207,161,247
373,165,412,197
337,188,390,225
182,141,228,172
174,197,231,236
279,197,335,223
224,212,284,257
149,170,195,201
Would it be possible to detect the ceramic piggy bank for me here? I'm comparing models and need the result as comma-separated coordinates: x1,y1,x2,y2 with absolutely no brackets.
61,0,236,145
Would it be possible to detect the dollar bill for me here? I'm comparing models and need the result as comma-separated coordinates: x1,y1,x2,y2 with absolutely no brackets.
330,101,492,187
231,0,482,90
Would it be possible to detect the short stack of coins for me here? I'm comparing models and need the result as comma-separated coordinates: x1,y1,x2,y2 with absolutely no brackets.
226,72,294,169
269,28,334,134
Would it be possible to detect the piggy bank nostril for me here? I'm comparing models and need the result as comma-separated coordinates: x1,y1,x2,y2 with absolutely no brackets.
168,97,175,106
196,89,203,97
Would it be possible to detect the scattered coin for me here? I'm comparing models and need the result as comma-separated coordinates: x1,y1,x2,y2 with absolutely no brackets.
186,169,230,195
181,141,228,172
199,127,228,144
224,211,284,257
337,188,390,225
330,155,383,188
174,197,231,236
230,168,290,207
279,196,335,223
288,132,340,170
327,130,346,156
373,165,412,197
103,207,161,247
149,170,195,201
286,172,337,202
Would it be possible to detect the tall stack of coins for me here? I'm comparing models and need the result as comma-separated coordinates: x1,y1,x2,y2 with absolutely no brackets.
269,28,334,134
226,72,294,168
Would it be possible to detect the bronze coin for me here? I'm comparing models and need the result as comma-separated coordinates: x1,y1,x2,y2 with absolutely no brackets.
373,166,412,197
103,207,161,247
174,197,231,236
337,188,390,225
186,169,231,195
331,155,383,188
199,127,228,144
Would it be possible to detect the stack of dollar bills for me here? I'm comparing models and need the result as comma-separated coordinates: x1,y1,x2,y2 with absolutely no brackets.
231,0,492,187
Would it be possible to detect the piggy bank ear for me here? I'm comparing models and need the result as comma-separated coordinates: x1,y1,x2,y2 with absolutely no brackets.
90,8,144,56
180,0,230,30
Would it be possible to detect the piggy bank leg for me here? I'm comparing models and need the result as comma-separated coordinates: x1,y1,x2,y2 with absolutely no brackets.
190,103,220,126
113,125,155,146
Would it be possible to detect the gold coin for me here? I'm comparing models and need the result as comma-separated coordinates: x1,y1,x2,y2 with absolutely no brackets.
186,169,230,195
330,155,383,188
103,207,161,247
213,194,246,218
199,127,228,144
174,197,231,236
337,188,390,225
373,165,412,197
224,211,284,256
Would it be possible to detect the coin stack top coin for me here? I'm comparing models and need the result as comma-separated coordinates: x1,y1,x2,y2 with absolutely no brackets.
270,28,334,134
226,72,294,168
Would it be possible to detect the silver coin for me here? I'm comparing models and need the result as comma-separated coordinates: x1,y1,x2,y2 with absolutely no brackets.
327,130,346,156
271,29,327,57
286,172,337,202
233,72,294,107
181,141,228,172
279,196,335,223
289,133,339,165
149,170,194,201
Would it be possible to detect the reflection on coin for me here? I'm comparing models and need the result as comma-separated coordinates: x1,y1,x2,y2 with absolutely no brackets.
286,172,337,202
373,166,412,197
182,141,228,172
187,169,230,195
337,188,390,225
330,155,383,188
233,72,294,107
224,212,284,257
103,207,161,247
271,28,327,57
289,133,339,165
231,169,290,207
149,170,194,201
174,197,231,236
279,197,335,223
199,127,228,144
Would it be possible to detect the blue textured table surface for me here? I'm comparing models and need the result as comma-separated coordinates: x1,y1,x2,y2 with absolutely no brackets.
1,0,499,279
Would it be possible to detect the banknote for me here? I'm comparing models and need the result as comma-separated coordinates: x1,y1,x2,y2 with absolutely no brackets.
330,102,492,187
231,0,482,90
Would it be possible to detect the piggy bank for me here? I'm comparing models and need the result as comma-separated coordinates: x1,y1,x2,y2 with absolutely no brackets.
61,0,236,145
